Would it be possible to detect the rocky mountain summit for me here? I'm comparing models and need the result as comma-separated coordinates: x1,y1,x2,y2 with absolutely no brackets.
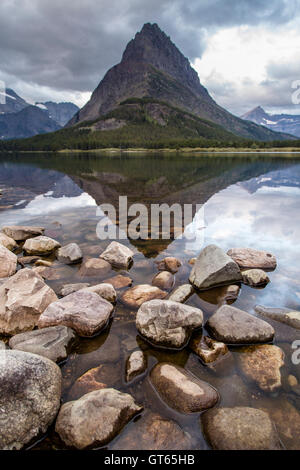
242,106,300,138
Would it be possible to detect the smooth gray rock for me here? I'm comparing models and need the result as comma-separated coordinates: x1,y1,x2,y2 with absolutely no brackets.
136,299,203,349
255,305,300,330
9,326,76,362
168,284,194,303
0,350,61,450
207,305,275,344
57,243,83,264
189,245,242,290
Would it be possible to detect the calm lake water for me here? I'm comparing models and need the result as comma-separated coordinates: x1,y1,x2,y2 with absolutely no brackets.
0,152,300,450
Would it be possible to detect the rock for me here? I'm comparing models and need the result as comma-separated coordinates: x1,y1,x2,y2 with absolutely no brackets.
0,340,7,350
57,243,83,265
207,305,275,344
242,269,270,287
201,407,281,450
23,236,61,255
255,305,300,330
190,335,230,364
189,245,242,291
125,350,147,382
32,265,63,281
121,284,167,309
112,412,192,450
68,363,120,400
0,245,17,278
0,268,58,335
236,344,285,392
155,257,182,274
168,284,194,303
38,291,113,337
34,259,53,267
188,257,197,265
222,284,240,302
55,389,142,449
152,271,174,290
0,350,61,450
136,299,203,349
227,247,277,270
17,255,40,266
9,326,76,363
213,374,250,407
288,374,298,388
78,257,111,277
80,283,116,303
100,241,134,269
59,283,90,297
103,274,133,289
0,232,17,251
1,225,44,242
150,363,218,413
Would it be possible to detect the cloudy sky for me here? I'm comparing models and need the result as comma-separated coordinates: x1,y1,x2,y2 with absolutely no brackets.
1,0,300,116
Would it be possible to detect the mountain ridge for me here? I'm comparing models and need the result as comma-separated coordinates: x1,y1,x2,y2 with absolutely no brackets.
242,106,300,138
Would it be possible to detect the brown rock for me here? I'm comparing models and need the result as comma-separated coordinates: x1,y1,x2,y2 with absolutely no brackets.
103,274,133,289
125,350,147,382
242,269,270,287
80,283,116,303
0,232,17,251
23,236,61,255
67,367,108,400
121,284,167,309
59,283,90,297
78,258,111,277
0,245,17,278
152,271,174,290
100,241,134,269
190,335,229,364
227,248,277,270
155,257,182,274
1,225,44,242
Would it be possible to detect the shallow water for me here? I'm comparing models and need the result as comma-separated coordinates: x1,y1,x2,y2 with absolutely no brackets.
0,152,300,450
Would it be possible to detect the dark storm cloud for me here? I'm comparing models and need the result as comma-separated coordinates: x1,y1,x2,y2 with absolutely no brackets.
0,0,299,96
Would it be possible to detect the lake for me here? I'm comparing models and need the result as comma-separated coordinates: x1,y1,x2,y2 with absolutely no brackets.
0,151,300,450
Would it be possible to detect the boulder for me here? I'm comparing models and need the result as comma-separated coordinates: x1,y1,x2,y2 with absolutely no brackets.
227,248,277,270
55,389,142,449
80,283,116,303
0,245,17,278
38,290,113,337
67,363,120,401
201,407,281,450
78,257,111,277
103,274,133,289
23,236,61,255
189,245,242,291
59,283,90,297
242,269,270,287
168,284,194,303
100,241,134,269
155,257,182,274
57,243,83,264
236,344,285,392
9,325,76,363
207,305,275,344
150,363,219,413
0,232,17,251
255,305,300,330
1,225,44,242
125,350,147,382
0,350,61,450
121,284,167,309
136,299,203,349
152,271,174,290
0,268,58,335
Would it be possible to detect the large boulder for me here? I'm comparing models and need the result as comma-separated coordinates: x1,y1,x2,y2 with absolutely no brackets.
0,350,61,450
0,232,17,251
9,325,76,363
150,363,219,413
0,245,17,278
189,245,242,290
1,225,44,242
38,290,113,337
136,299,203,349
23,236,61,255
121,284,167,309
227,248,277,270
100,241,134,269
236,345,285,392
78,258,111,277
201,407,281,450
57,243,82,264
255,305,300,330
55,388,142,449
0,268,58,335
207,305,275,344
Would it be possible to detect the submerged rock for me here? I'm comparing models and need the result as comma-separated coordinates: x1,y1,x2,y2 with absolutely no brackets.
189,245,242,291
23,236,61,255
150,363,219,413
255,305,300,330
38,290,113,337
201,407,281,450
155,257,182,274
236,344,285,392
2,225,44,242
100,241,134,269
67,363,120,400
0,232,17,251
0,245,17,278
242,269,270,287
121,284,167,309
78,257,111,277
55,389,142,449
190,334,231,366
0,268,57,335
227,247,277,270
103,274,133,289
9,325,76,363
0,350,61,450
125,350,147,382
152,271,174,290
168,284,194,303
59,283,90,297
207,305,275,344
136,299,203,349
57,243,83,264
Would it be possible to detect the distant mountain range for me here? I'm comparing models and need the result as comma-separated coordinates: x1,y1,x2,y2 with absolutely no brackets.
241,106,300,138
0,88,79,139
